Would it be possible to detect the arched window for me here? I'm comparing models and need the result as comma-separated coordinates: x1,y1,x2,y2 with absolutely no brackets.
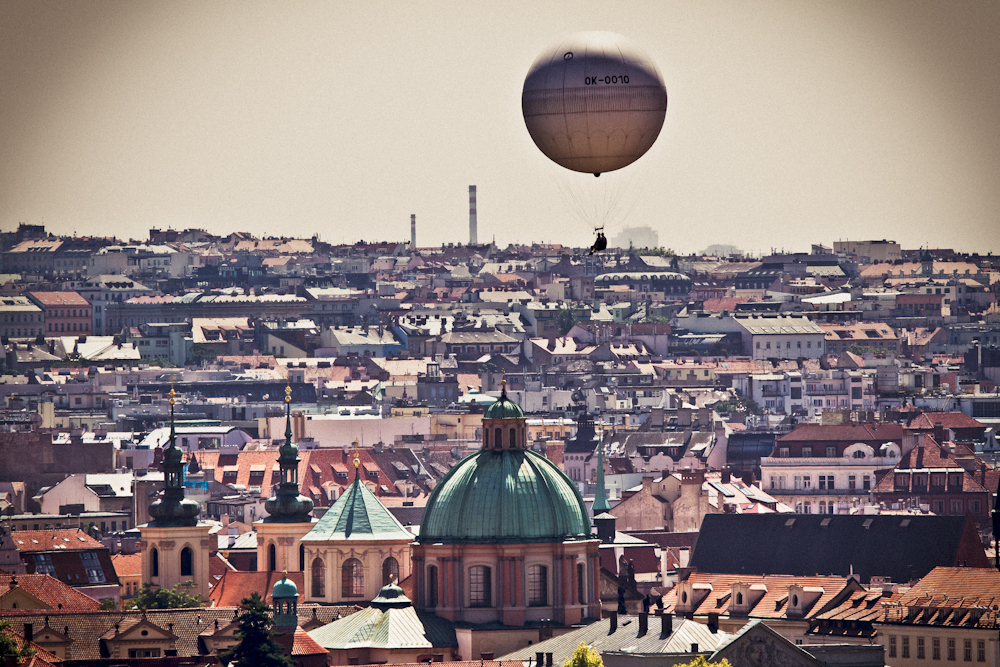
382,557,399,586
312,558,325,598
180,547,193,577
576,562,585,604
510,428,517,448
852,450,866,459
299,544,305,572
151,548,159,577
736,592,743,605
342,558,364,597
469,565,491,607
528,565,547,606
427,565,438,608
494,428,502,449
268,544,276,572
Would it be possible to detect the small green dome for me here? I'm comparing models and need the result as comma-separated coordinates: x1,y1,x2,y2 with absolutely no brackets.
272,574,298,599
418,449,591,544
484,393,525,420
371,582,411,609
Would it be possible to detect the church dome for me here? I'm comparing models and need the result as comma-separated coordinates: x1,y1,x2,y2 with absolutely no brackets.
272,574,299,600
417,448,591,544
484,393,525,420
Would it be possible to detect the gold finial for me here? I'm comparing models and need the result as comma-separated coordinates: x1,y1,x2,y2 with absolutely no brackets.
285,383,291,404
501,369,506,387
353,439,360,469
169,375,175,405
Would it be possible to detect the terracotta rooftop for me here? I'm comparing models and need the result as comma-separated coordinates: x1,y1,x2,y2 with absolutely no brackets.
0,573,100,611
9,529,105,553
110,553,141,578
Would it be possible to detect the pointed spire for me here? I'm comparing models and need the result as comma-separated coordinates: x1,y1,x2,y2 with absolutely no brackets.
148,375,199,526
592,430,611,516
353,439,361,482
264,382,314,523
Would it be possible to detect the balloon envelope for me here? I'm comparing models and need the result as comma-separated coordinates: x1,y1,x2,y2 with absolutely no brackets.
522,31,667,175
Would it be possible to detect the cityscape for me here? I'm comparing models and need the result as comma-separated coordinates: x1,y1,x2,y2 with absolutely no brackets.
2,2,999,667
0,221,998,667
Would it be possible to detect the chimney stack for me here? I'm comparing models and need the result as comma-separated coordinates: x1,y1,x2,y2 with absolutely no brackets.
638,612,648,635
469,185,478,245
608,610,618,633
411,214,417,249
661,612,673,636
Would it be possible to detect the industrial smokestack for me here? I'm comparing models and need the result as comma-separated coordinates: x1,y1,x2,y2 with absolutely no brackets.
469,185,478,245
410,214,416,249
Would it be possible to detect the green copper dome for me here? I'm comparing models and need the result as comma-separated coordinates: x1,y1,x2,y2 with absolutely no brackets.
484,393,525,420
272,574,299,600
417,449,591,544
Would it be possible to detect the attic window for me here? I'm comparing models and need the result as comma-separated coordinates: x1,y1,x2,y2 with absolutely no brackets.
862,518,874,529
784,518,795,528
820,518,831,527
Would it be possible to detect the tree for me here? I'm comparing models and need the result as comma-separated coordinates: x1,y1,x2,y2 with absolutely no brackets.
0,619,37,665
557,307,578,336
218,592,294,667
714,394,761,416
672,658,732,667
98,597,118,611
124,581,202,610
563,642,603,667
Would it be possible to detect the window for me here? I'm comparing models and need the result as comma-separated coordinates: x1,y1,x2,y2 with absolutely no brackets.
794,476,802,490
978,639,985,662
801,446,812,458
933,638,940,660
129,649,161,658
948,638,956,660
963,639,971,661
312,558,325,597
300,544,305,572
917,636,925,659
382,557,399,586
802,476,811,490
826,446,837,457
951,500,964,514
510,428,517,448
342,558,364,597
848,475,856,491
577,562,585,604
902,635,909,658
427,565,438,608
819,475,834,491
852,450,865,459
33,553,56,576
889,636,896,657
495,428,502,448
151,548,159,577
528,565,548,607
780,448,790,458
469,565,491,607
862,475,870,491
180,547,193,577
268,544,276,572
81,552,105,583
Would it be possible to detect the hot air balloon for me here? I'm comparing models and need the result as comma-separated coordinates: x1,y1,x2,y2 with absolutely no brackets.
522,31,667,177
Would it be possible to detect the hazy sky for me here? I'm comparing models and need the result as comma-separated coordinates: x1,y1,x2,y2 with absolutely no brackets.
2,1,998,254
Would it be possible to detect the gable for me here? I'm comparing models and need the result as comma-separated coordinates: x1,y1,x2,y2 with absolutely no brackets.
712,621,825,667
0,587,51,610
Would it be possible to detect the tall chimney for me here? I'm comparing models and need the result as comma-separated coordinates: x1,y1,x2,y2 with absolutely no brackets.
411,214,417,249
469,185,478,245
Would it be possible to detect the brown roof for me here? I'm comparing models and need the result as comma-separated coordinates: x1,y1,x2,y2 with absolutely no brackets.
0,573,100,611
208,571,323,609
10,529,104,552
1,625,62,666
871,435,987,493
663,572,854,620
907,412,985,431
777,423,904,445
895,566,1000,627
28,292,90,307
110,553,141,578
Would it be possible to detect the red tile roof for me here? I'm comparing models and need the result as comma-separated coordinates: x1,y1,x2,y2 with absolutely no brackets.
27,292,89,307
208,571,305,608
906,412,985,431
9,529,104,552
0,625,62,666
110,553,141,578
663,573,854,620
0,573,100,611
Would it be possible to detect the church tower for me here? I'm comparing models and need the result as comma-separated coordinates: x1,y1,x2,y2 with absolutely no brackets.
257,384,317,574
139,382,214,601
